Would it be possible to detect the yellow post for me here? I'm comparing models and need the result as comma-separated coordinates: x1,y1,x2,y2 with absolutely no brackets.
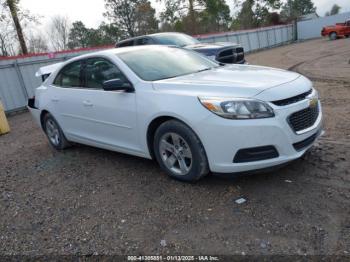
0,100,10,135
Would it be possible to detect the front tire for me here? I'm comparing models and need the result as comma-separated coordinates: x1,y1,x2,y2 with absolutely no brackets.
43,113,70,150
329,32,337,40
153,120,209,182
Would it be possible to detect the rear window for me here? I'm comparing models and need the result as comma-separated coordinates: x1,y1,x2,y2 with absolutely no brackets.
117,40,134,47
135,38,153,45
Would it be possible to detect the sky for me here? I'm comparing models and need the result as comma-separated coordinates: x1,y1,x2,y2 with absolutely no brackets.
21,0,350,31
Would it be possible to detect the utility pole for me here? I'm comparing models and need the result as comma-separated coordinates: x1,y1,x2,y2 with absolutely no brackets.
6,0,28,54
188,0,196,34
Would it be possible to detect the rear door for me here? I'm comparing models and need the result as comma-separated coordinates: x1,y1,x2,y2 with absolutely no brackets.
49,60,88,138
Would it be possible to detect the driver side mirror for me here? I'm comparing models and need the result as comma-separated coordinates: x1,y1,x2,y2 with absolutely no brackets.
102,78,134,92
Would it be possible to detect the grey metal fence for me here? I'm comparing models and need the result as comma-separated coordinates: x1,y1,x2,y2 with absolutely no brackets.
0,24,295,113
0,47,112,113
196,24,295,53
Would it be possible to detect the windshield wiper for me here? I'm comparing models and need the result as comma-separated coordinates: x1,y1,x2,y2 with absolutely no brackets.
155,67,213,81
196,67,212,73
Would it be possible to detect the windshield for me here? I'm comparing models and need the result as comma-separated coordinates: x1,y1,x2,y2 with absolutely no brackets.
118,47,219,81
154,33,200,47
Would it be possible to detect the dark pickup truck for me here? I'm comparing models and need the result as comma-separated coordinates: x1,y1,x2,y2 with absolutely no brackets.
116,32,246,64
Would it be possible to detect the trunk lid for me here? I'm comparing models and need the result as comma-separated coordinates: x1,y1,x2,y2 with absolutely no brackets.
35,62,63,81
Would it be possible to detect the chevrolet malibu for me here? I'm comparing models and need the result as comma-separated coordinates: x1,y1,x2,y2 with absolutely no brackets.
28,46,323,182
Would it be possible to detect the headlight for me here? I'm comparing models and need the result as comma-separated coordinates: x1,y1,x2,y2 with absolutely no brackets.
199,97,275,119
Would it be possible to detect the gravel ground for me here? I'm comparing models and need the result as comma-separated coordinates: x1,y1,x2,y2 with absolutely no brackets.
0,38,349,257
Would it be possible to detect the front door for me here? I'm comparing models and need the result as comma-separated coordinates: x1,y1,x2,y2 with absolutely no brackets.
76,57,140,154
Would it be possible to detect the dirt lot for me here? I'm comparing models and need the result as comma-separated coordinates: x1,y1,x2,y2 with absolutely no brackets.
1,38,349,257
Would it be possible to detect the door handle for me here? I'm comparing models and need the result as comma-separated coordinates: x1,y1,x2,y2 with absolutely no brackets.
83,100,93,107
51,98,59,102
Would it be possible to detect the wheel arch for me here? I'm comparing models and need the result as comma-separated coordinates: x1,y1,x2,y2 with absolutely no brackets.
146,115,205,160
40,109,50,130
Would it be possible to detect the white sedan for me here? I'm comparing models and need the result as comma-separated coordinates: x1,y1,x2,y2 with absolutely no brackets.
28,46,323,182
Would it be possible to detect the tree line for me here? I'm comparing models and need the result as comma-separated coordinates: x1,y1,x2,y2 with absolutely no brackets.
0,0,343,56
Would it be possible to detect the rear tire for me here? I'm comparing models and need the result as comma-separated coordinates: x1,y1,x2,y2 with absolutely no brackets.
329,32,337,40
43,113,70,150
153,120,209,182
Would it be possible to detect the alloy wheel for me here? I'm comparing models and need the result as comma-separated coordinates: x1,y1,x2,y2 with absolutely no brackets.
46,119,60,146
159,132,192,176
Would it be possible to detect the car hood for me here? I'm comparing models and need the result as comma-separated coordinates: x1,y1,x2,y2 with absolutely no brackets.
152,64,301,98
184,42,240,55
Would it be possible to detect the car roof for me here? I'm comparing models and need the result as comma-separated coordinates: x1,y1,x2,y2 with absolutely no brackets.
113,45,178,54
38,45,179,77
148,32,187,37
67,45,179,60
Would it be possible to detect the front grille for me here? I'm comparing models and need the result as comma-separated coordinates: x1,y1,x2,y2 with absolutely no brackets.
233,146,279,163
217,47,245,64
288,104,319,133
293,131,319,151
272,89,312,106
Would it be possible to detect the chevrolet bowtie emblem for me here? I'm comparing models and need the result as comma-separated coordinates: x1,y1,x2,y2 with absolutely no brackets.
309,97,318,108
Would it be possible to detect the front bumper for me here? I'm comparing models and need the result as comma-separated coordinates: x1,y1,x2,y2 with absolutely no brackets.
195,99,323,173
